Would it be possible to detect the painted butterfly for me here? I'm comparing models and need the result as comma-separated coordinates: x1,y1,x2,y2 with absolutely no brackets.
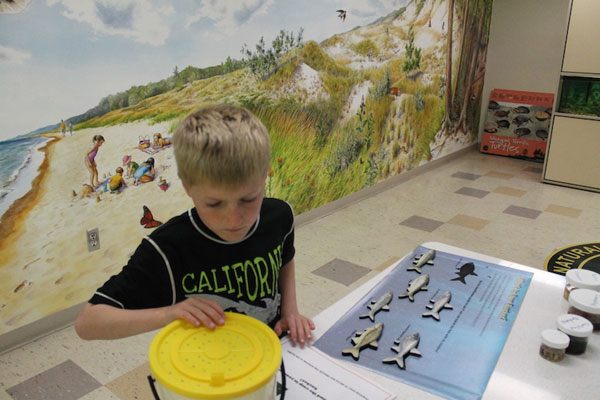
140,205,163,229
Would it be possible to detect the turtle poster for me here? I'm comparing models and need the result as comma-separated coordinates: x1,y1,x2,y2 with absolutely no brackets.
480,89,554,161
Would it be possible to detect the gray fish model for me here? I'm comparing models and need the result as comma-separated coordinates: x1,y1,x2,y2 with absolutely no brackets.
398,274,429,301
360,291,393,322
342,322,384,360
422,291,453,321
408,249,436,274
451,262,478,284
382,332,422,369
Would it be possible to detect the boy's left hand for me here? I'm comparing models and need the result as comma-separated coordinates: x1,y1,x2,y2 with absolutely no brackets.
274,313,315,346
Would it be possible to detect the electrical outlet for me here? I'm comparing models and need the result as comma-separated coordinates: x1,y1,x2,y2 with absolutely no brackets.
87,228,100,252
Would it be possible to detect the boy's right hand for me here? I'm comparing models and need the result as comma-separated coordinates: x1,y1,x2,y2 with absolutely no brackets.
165,297,225,329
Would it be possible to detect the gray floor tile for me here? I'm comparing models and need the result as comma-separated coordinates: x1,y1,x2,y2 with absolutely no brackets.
312,258,371,286
451,171,481,181
400,215,445,232
455,187,490,198
7,360,101,400
503,205,542,219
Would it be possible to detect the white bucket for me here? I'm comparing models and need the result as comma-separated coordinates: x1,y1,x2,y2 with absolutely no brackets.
149,312,281,399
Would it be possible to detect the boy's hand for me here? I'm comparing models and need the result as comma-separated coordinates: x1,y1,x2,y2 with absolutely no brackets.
166,297,225,329
274,313,315,346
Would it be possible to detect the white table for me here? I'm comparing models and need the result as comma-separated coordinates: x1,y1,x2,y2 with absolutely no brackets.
308,242,598,400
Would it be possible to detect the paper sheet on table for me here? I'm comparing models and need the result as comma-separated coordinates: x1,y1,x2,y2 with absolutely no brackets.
280,338,395,400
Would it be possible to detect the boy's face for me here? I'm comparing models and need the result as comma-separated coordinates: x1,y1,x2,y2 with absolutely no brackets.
183,176,266,242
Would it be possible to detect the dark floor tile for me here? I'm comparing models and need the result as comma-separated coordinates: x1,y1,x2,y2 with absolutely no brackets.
455,187,490,199
451,171,482,181
400,215,445,232
503,205,542,219
7,360,101,400
312,259,371,286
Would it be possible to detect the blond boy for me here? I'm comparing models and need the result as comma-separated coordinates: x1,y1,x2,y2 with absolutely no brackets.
75,104,314,344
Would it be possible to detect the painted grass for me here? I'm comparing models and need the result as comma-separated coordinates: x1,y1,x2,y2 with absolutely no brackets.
72,38,452,213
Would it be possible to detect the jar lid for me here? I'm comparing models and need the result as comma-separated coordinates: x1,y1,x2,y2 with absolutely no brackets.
568,288,600,314
149,312,281,399
565,269,600,290
541,329,569,349
556,314,593,337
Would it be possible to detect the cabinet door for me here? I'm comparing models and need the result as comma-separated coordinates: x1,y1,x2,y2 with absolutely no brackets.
544,115,600,190
563,0,600,73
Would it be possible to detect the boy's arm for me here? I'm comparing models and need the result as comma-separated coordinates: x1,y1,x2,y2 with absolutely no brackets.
274,259,315,345
75,297,225,340
75,303,171,339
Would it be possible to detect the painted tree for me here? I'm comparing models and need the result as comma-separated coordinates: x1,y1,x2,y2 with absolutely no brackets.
444,0,454,134
445,0,493,135
453,0,493,133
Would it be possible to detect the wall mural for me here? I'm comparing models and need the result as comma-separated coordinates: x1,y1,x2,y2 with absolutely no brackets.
0,0,493,336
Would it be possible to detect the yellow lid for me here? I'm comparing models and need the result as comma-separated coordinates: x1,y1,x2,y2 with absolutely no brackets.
149,312,282,399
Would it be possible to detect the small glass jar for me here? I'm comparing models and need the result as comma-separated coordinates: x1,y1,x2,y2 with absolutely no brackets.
563,269,600,300
568,288,600,331
539,329,569,362
556,314,593,355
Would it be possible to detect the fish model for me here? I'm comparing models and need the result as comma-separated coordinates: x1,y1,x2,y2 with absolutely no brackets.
359,291,392,322
382,332,422,369
342,323,384,360
408,249,436,274
422,291,453,321
451,262,478,284
398,274,429,302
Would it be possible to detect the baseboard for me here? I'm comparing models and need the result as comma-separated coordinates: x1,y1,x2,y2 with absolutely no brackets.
0,302,86,355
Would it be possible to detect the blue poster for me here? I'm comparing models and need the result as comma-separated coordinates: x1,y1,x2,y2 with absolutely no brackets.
314,246,533,400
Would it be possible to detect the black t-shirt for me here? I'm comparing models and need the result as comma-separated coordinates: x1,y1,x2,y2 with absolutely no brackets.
90,198,295,326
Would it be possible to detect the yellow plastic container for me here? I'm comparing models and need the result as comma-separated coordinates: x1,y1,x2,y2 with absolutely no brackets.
149,312,282,399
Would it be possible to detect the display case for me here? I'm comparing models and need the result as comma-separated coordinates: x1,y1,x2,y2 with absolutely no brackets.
543,0,600,192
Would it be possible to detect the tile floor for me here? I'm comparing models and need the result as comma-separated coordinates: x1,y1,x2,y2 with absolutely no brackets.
2,149,599,399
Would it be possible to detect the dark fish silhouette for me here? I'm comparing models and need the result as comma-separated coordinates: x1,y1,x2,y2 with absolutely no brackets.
337,9,346,21
451,262,478,284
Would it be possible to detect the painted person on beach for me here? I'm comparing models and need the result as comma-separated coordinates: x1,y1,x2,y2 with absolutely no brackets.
132,157,155,185
75,104,315,345
84,135,104,187
109,167,127,194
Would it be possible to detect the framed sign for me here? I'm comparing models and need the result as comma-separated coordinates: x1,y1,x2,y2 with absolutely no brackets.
480,89,554,161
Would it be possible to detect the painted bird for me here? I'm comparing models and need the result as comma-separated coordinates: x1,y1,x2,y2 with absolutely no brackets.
337,9,346,21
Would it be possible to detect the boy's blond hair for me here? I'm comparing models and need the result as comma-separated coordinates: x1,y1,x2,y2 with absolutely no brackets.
173,104,271,187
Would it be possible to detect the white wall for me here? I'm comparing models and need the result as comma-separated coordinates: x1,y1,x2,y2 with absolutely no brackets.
477,0,572,141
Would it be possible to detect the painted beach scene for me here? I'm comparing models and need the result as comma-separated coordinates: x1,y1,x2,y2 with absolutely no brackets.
0,0,493,335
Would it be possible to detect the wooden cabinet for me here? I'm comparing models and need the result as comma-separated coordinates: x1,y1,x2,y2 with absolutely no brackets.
562,0,600,74
544,115,600,190
542,0,600,192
